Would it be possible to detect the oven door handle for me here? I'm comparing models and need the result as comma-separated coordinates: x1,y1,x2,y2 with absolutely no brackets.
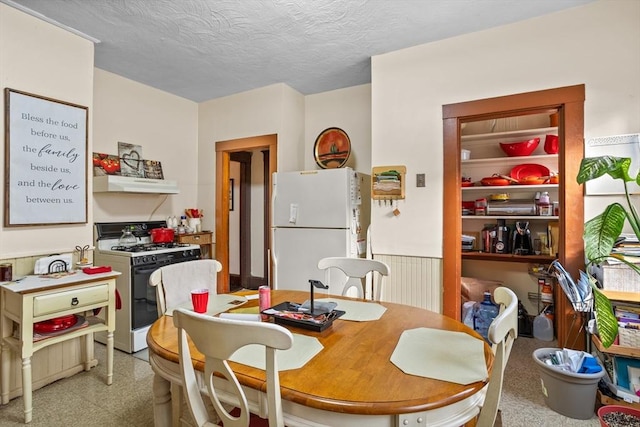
134,266,167,275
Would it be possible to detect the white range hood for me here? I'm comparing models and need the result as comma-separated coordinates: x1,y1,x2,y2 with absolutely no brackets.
93,175,179,194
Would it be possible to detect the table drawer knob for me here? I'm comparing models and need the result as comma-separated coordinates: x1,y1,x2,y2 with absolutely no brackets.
71,297,79,306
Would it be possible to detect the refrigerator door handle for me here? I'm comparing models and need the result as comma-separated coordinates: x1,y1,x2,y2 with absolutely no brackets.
267,248,271,287
270,227,277,288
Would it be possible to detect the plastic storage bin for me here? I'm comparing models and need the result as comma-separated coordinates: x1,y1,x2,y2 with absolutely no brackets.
533,348,606,419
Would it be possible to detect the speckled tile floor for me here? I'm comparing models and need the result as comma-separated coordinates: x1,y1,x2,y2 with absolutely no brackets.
0,338,603,426
501,337,601,426
0,343,154,426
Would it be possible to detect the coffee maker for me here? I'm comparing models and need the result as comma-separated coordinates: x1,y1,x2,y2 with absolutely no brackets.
492,219,510,254
512,221,533,255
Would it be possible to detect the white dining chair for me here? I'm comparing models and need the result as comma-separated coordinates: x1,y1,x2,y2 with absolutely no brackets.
173,308,293,427
475,286,518,427
317,257,390,300
149,258,222,316
148,258,222,425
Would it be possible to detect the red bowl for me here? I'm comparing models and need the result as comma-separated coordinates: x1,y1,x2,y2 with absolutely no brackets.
499,138,540,157
598,404,640,426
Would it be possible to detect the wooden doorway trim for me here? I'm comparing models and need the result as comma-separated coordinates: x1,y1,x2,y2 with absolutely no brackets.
442,84,585,348
215,134,277,293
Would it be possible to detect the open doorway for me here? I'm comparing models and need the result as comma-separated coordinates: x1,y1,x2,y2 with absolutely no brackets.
215,134,277,293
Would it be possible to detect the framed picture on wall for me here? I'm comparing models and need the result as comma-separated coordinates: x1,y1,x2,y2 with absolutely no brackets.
143,160,164,180
4,88,88,226
118,141,144,177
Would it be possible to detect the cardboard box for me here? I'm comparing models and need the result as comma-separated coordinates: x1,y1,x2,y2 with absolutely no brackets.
592,260,640,292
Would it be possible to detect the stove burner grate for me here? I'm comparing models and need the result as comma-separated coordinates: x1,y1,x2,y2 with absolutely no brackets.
110,242,190,253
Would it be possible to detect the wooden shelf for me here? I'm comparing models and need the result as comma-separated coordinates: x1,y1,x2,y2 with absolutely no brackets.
461,252,556,263
597,390,640,410
601,290,640,304
592,334,640,358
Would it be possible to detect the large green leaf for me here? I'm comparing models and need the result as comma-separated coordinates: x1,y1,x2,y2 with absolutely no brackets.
583,203,626,262
591,285,619,348
577,156,633,183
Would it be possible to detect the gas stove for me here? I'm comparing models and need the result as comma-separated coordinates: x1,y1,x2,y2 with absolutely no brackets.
93,220,202,353
94,220,201,264
110,242,188,252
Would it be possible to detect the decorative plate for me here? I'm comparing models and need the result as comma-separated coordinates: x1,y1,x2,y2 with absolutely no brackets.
510,163,550,180
313,127,351,169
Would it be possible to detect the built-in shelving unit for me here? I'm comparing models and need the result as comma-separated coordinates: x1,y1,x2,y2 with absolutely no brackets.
442,84,586,350
460,125,559,260
592,289,640,408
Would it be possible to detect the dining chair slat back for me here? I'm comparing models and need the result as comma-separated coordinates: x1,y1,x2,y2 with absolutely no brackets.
173,308,293,427
317,257,390,300
149,259,222,317
476,286,518,427
148,258,222,425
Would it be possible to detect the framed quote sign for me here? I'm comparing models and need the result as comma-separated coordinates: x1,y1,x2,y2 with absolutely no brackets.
4,88,88,226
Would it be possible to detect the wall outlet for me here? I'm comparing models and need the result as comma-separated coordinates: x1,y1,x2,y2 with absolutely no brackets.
416,173,425,187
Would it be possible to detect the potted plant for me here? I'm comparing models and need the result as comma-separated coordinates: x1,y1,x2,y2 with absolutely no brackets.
575,155,640,347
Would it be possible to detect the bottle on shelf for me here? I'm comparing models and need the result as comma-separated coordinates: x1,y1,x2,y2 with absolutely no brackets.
473,291,499,342
540,280,553,305
538,191,552,216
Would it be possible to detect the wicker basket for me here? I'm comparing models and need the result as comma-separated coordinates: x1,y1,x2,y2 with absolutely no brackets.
618,327,640,348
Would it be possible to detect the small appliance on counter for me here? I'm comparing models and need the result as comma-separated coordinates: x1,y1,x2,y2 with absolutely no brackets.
462,234,476,252
486,199,536,216
512,221,533,255
34,254,73,275
492,219,510,254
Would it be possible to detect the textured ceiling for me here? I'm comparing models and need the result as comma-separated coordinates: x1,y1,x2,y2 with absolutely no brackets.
6,0,594,102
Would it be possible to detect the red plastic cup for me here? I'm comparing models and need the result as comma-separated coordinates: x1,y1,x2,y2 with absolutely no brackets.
191,289,209,313
544,134,559,154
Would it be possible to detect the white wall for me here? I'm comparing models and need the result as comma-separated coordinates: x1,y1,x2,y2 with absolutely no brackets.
92,69,199,222
0,4,94,257
197,84,304,232
304,84,372,174
371,0,640,258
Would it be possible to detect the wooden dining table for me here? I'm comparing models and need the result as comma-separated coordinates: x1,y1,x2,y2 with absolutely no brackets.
146,290,493,427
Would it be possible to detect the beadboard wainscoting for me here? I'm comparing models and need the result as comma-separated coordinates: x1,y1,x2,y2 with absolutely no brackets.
374,254,442,313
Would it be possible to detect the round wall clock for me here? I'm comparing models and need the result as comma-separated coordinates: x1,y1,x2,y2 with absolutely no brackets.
313,127,351,169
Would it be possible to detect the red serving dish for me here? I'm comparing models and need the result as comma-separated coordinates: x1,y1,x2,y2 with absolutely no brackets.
499,138,540,157
510,164,550,181
481,176,510,186
34,314,78,333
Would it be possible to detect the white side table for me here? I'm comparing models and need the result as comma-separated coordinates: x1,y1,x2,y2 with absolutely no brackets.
0,271,120,423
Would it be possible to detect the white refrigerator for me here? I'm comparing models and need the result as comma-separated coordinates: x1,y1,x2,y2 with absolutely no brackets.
271,168,370,292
